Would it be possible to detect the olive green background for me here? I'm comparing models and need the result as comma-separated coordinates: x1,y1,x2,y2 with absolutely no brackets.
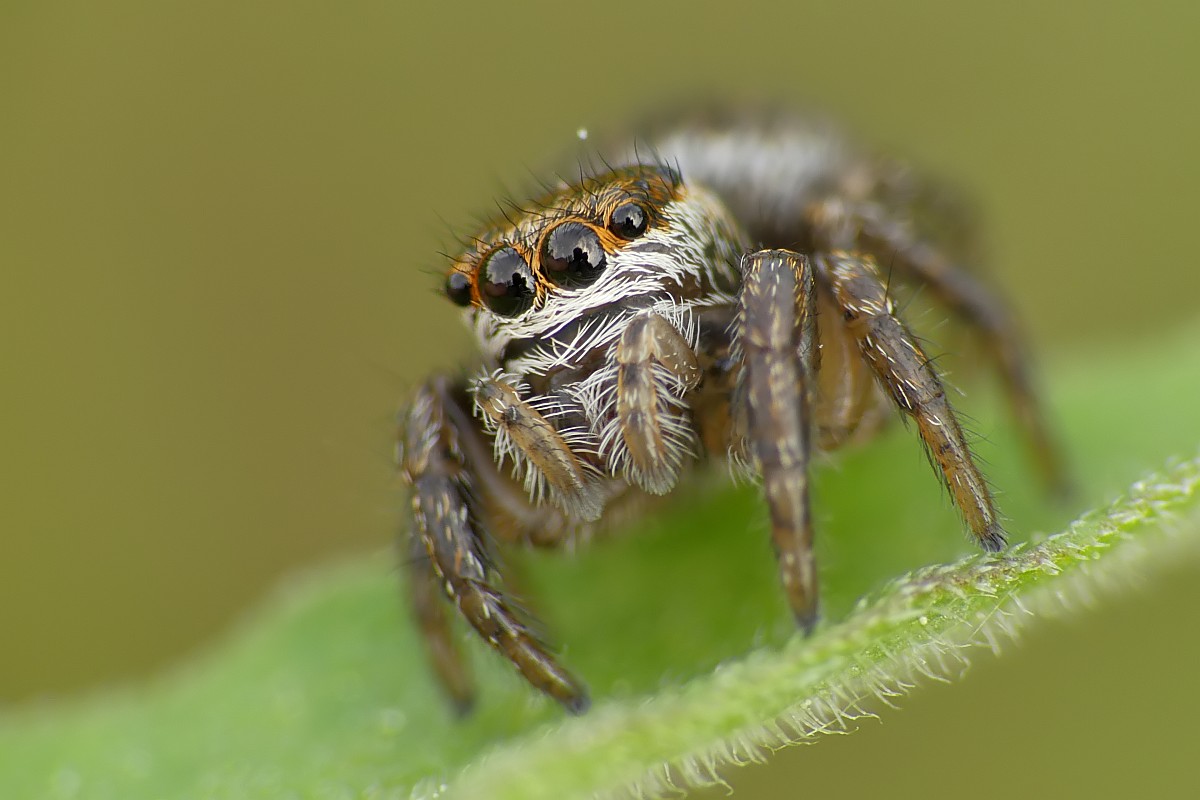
3,1,1198,797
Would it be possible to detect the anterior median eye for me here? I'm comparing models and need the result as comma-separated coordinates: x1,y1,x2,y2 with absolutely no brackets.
479,247,535,316
541,222,607,287
609,202,649,239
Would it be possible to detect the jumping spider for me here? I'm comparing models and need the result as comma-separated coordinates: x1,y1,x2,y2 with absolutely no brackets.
399,110,1063,714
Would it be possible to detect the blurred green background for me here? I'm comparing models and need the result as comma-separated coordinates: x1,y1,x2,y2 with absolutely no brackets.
3,1,1199,797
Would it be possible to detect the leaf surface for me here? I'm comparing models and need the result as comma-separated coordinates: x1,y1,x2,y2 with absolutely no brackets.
3,325,1199,800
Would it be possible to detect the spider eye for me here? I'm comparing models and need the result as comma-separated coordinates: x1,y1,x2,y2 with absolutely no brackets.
609,202,649,239
479,247,535,316
445,271,472,307
541,222,608,287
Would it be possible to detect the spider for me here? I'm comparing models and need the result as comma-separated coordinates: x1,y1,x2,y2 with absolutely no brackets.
398,109,1064,715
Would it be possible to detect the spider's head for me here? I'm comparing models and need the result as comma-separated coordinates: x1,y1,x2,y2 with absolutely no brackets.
442,163,747,369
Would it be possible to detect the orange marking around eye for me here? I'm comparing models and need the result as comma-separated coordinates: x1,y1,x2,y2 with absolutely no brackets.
442,164,683,306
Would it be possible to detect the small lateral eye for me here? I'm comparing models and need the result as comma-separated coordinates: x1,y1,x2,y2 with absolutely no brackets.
445,271,472,307
541,222,607,287
609,202,649,239
479,246,535,316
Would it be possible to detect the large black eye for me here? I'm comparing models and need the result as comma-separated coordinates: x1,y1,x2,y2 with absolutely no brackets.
609,202,649,239
479,246,535,316
541,222,607,287
445,271,472,307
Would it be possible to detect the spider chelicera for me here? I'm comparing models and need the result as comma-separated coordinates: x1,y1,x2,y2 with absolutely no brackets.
398,109,1064,714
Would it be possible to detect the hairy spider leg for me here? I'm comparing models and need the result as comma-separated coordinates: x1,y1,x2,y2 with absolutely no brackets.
400,379,590,713
812,199,1068,496
438,379,574,547
474,376,607,522
819,251,1005,552
612,311,703,494
734,250,820,630
406,531,474,714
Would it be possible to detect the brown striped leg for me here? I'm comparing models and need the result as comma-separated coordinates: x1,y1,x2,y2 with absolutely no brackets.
735,250,820,631
819,251,1005,552
400,377,589,713
812,199,1068,496
406,531,474,715
613,311,703,494
436,380,571,548
474,376,606,522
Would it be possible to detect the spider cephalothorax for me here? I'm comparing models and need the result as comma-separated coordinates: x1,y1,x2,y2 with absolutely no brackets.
399,111,1064,714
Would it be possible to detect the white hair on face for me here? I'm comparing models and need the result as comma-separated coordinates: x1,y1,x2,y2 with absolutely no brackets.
469,185,743,371
463,183,749,519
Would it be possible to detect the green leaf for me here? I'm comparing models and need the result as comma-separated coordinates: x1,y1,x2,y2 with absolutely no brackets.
4,323,1200,800
451,457,1200,800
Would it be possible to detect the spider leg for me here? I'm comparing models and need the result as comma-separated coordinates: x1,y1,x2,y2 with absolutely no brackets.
871,162,981,262
475,376,606,522
734,250,820,630
400,377,589,713
438,379,571,547
812,199,1068,495
611,311,703,494
405,531,474,715
818,251,1005,551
